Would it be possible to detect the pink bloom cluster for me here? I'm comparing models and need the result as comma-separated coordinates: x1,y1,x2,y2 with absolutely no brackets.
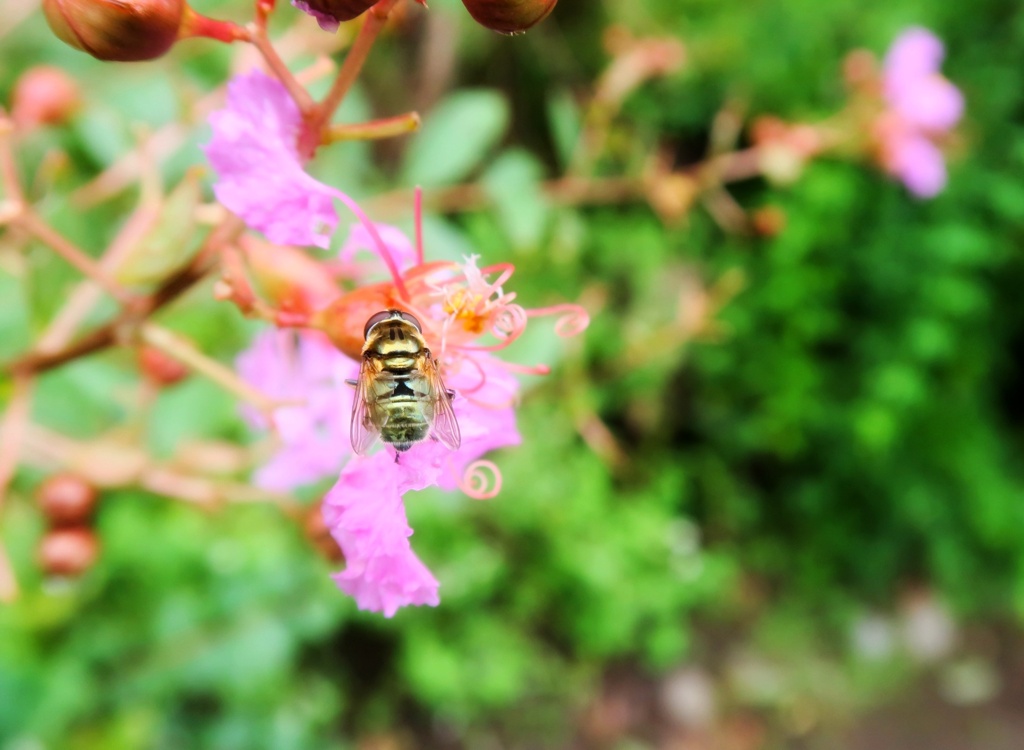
240,317,521,617
206,69,585,617
876,27,963,198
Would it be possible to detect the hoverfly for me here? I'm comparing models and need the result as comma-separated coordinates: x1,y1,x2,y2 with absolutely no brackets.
349,310,461,455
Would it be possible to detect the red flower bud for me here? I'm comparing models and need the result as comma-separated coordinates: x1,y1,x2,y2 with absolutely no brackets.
304,503,345,562
138,345,190,386
314,283,400,360
461,0,557,34
36,473,99,527
38,528,101,577
241,237,340,321
42,0,185,62
292,0,375,32
11,66,81,129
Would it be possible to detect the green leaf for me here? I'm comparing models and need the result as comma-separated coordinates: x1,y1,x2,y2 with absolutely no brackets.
116,171,203,286
481,148,551,252
401,90,510,187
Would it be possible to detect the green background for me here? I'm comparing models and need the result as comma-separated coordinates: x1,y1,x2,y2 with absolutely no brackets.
3,0,1024,746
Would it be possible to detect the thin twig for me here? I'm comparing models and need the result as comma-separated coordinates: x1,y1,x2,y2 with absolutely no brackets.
0,375,33,602
0,111,24,203
36,145,164,354
2,216,245,378
308,0,403,135
140,322,289,416
17,211,137,305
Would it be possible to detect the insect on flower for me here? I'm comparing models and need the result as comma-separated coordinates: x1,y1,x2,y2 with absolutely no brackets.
349,309,461,455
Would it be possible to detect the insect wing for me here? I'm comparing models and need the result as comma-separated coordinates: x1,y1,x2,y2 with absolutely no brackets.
350,358,383,455
425,356,461,450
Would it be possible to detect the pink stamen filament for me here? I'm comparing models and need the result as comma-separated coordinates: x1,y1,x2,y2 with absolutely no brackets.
495,360,552,376
526,303,591,337
414,186,425,268
329,188,411,302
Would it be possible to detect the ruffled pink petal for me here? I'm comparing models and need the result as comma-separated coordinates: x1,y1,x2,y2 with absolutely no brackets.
324,453,440,617
888,133,948,198
884,27,946,97
237,329,358,490
890,73,964,132
204,70,340,249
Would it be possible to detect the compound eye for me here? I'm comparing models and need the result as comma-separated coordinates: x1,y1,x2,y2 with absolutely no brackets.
363,311,393,338
397,311,422,332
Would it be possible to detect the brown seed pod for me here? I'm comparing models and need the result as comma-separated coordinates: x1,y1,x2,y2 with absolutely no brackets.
38,528,101,578
37,473,99,527
460,0,557,34
292,0,376,32
42,0,185,62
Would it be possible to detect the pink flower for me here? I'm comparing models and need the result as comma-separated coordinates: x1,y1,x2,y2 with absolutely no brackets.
323,452,441,617
236,329,357,490
876,27,963,198
321,356,519,617
205,70,341,249
238,215,587,617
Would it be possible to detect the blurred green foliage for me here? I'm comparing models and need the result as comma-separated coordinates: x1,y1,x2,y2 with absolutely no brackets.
3,0,1024,747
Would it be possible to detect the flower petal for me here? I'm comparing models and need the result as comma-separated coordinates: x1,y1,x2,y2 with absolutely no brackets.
884,27,946,95
204,70,340,249
891,74,964,132
889,133,948,198
237,329,358,490
324,453,441,617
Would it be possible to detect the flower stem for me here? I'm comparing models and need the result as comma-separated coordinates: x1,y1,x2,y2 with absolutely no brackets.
321,111,421,143
17,211,137,306
179,7,250,43
2,216,245,378
139,322,285,416
308,0,403,135
248,23,315,115
0,111,23,204
0,374,32,602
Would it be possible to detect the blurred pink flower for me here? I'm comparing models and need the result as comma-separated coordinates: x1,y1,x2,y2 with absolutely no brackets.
876,27,963,198
236,329,357,490
238,216,586,616
205,70,340,248
322,356,520,617
323,452,441,617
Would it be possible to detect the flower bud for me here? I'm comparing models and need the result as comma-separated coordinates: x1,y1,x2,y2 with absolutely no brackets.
304,503,344,562
241,237,339,321
38,528,101,577
314,283,398,360
138,345,189,386
461,0,557,34
11,66,81,129
42,0,185,62
291,0,375,32
37,473,99,526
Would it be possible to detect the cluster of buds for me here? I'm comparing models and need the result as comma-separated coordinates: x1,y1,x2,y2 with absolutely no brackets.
296,0,557,34
42,0,559,63
35,474,101,578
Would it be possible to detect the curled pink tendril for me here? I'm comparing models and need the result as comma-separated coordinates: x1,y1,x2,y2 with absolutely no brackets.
527,303,590,338
445,352,488,396
492,304,528,341
456,460,503,500
496,360,552,376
